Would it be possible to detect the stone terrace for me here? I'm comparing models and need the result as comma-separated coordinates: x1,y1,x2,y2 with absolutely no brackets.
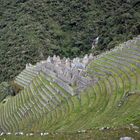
14,53,97,95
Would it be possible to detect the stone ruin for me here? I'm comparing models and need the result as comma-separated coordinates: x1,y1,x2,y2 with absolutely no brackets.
17,35,140,95
21,53,97,95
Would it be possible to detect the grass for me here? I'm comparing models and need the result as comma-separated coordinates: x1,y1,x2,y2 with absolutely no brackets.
0,37,140,133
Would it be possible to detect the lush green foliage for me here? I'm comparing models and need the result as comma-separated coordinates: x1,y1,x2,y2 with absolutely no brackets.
0,82,14,102
0,0,140,82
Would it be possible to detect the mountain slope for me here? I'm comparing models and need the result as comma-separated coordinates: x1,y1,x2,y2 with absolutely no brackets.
0,0,140,82
0,36,140,133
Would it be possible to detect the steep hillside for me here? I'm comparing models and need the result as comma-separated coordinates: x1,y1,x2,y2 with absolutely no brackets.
0,36,140,133
0,82,14,102
0,0,140,82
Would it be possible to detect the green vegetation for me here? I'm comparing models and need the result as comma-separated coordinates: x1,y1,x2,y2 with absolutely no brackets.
0,0,140,82
0,37,140,133
1,128,140,140
0,82,14,102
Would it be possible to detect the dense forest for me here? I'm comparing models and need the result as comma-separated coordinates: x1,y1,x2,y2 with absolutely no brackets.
0,0,140,82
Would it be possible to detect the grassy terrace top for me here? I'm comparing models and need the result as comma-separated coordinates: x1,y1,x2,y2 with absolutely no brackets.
0,36,140,134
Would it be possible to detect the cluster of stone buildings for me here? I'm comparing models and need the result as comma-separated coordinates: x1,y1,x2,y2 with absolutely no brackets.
24,53,97,95
17,35,140,95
